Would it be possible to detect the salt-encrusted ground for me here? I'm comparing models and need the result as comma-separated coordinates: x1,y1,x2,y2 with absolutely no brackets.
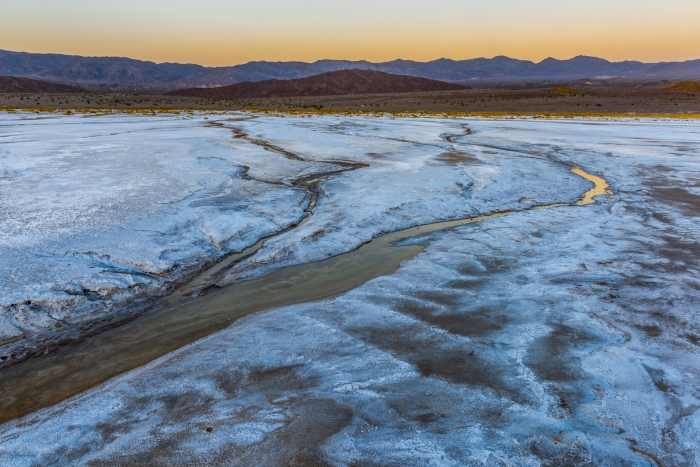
214,116,586,283
0,113,306,346
1,115,699,466
0,113,585,354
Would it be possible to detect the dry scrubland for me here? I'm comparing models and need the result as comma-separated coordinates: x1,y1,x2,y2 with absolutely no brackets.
1,84,700,115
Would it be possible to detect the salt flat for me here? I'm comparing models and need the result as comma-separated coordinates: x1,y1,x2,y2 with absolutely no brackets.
0,113,699,466
0,114,310,352
0,113,584,357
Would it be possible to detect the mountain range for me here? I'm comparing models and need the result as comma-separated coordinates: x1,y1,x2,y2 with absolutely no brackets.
1,49,699,90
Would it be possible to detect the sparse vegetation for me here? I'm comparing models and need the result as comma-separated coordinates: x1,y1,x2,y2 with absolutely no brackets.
2,84,700,116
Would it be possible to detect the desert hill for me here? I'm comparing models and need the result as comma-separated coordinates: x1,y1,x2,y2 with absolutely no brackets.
665,81,700,92
168,69,467,98
549,86,584,94
0,76,85,93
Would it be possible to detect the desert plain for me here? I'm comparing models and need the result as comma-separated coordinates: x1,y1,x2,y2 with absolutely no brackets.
1,84,700,115
0,107,698,466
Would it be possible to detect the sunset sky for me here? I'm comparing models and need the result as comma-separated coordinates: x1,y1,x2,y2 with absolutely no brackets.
1,0,699,66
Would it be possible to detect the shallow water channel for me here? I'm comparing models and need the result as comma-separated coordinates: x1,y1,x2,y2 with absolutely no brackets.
0,165,611,424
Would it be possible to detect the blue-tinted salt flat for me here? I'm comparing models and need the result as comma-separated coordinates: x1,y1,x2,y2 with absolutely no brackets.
1,113,699,466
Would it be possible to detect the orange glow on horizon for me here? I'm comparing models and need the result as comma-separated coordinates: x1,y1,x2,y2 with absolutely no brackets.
1,0,699,66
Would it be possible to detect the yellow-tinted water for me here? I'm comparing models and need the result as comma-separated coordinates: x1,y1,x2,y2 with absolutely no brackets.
572,167,613,205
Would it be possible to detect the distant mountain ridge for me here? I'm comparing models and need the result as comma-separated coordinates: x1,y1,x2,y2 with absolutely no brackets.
1,49,699,90
168,69,467,98
0,76,86,93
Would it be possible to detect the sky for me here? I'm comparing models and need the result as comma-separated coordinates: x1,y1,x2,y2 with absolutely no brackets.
1,0,699,66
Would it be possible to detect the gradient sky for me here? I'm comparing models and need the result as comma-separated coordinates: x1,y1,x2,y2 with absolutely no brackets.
1,0,699,66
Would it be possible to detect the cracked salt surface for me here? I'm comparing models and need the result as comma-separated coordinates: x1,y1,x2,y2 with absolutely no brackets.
0,113,585,357
1,115,700,466
215,115,587,283
0,113,310,347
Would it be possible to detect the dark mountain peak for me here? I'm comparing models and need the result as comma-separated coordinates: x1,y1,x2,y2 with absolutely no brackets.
386,58,414,63
539,55,608,65
167,69,467,98
315,59,364,64
569,55,612,63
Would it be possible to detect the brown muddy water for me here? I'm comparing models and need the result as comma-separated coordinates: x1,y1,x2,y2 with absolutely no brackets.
0,166,611,424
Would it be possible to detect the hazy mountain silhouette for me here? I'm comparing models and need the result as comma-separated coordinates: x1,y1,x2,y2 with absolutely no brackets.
1,49,699,90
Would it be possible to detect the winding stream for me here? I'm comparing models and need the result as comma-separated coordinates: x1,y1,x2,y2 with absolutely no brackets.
0,126,613,425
